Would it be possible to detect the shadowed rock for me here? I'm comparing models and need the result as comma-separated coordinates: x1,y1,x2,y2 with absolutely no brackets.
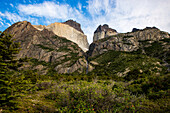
63,20,84,34
93,24,117,42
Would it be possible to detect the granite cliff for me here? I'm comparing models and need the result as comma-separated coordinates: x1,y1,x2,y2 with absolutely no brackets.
33,20,89,51
88,26,170,73
88,27,170,57
4,21,88,74
63,20,84,34
93,24,117,42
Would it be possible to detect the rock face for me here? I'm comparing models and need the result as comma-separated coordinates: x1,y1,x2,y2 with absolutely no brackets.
93,24,117,42
63,20,84,34
4,20,170,74
88,27,170,57
88,26,170,73
33,21,89,52
132,28,140,32
4,21,88,74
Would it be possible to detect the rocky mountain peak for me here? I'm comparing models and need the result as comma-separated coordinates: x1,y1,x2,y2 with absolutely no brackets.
5,20,30,31
4,21,38,39
93,24,117,42
132,28,140,32
94,24,117,33
63,20,84,34
33,20,89,51
132,26,158,32
4,21,88,74
93,24,117,41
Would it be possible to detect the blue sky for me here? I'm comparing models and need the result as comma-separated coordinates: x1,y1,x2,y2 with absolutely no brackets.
0,0,170,43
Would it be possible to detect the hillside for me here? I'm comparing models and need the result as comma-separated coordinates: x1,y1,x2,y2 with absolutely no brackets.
4,21,87,74
0,21,170,112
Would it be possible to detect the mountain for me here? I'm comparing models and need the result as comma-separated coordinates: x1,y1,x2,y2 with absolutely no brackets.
33,20,89,52
93,24,117,42
3,21,170,75
87,26,170,76
4,21,88,74
88,26,169,57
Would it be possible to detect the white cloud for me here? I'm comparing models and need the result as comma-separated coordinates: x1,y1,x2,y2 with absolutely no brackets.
84,0,170,43
0,22,4,26
7,23,11,26
87,0,114,17
10,3,14,7
18,1,82,20
0,12,4,16
77,2,82,11
0,12,22,23
0,11,39,28
117,0,170,32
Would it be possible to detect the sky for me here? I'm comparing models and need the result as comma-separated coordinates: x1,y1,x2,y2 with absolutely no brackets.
0,0,170,44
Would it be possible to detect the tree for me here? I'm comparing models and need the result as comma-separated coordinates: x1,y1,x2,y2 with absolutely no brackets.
0,32,21,72
0,32,23,109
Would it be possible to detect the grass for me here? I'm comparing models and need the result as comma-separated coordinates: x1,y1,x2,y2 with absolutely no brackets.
12,79,142,113
88,50,166,80
56,46,71,52
4,72,168,113
160,38,170,43
1,54,169,113
30,58,50,66
51,35,72,43
144,41,163,56
36,44,54,52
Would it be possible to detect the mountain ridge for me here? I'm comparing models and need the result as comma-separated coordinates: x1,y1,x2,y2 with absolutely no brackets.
88,26,170,56
3,20,170,74
4,21,88,74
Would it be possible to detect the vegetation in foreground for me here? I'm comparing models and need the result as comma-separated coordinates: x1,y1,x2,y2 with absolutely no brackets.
0,32,169,113
1,73,169,113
